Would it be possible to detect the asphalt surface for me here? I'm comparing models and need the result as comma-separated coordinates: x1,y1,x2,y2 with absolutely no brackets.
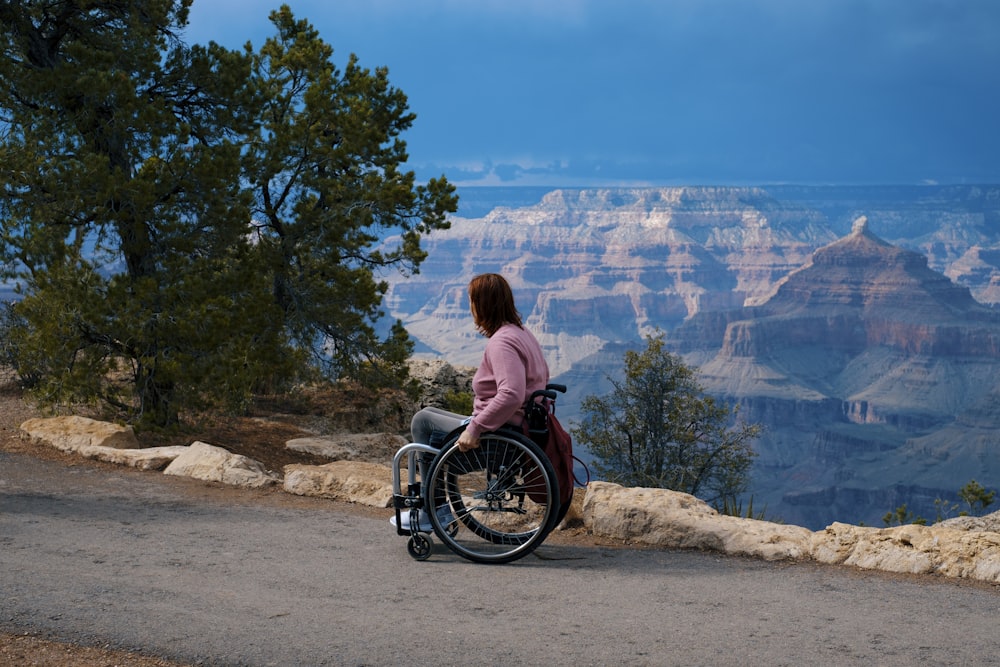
3,450,1000,666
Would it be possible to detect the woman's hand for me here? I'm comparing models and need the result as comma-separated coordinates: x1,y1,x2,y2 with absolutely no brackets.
457,429,480,452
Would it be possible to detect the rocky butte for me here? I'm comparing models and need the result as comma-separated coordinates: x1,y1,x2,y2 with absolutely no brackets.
383,185,1000,529
674,216,1000,527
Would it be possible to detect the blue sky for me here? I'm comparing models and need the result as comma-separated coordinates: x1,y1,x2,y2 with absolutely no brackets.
183,0,1000,187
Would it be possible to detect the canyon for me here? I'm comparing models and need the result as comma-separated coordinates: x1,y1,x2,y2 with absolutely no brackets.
383,185,1000,529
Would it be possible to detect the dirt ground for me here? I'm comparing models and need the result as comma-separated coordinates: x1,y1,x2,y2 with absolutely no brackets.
0,374,594,666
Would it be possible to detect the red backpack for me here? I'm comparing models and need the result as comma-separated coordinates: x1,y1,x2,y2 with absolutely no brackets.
522,387,584,506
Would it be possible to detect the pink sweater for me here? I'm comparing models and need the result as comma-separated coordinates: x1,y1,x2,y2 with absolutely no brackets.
467,323,550,439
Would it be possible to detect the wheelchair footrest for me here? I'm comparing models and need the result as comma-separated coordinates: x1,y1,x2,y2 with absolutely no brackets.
393,493,423,511
392,493,428,537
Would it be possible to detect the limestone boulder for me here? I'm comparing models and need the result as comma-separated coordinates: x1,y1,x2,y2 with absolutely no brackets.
163,441,279,489
582,481,813,561
81,445,190,471
841,523,941,575
810,521,1000,582
809,521,869,565
935,531,1000,581
938,509,1000,533
286,433,407,464
283,461,393,507
20,416,139,453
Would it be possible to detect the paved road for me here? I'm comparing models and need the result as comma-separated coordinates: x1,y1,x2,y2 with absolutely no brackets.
2,451,1000,666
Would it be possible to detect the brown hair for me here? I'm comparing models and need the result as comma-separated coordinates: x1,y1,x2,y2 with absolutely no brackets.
468,273,522,337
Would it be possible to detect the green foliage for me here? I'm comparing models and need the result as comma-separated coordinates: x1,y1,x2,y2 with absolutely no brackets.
888,480,996,527
717,495,776,522
933,497,961,523
243,7,456,380
0,2,455,426
443,390,474,415
882,504,927,527
958,479,996,517
573,331,761,506
0,300,39,387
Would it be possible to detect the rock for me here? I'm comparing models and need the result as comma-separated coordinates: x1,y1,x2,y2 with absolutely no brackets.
810,520,1000,582
286,433,407,464
936,531,1000,581
80,445,189,470
163,441,279,489
938,510,1000,533
582,481,813,561
810,522,870,565
407,359,474,409
584,484,1000,581
283,461,393,507
20,415,184,470
20,416,139,453
841,523,940,575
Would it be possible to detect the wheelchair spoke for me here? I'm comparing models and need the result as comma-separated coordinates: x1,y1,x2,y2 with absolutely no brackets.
425,430,559,564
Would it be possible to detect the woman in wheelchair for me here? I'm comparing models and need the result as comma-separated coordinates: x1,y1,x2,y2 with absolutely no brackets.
410,272,549,454
392,273,562,563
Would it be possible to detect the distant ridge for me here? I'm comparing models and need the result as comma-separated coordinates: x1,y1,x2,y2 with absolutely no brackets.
453,186,554,217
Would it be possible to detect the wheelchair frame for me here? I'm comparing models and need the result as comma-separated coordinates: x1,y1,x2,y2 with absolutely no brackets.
391,384,567,564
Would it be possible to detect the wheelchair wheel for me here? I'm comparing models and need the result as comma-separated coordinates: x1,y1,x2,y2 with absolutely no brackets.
425,428,559,564
407,533,433,561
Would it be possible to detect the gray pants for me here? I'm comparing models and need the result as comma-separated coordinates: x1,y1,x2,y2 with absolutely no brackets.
410,406,467,447
409,407,468,490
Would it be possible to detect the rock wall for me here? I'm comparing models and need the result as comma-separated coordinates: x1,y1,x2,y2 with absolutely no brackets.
584,482,1000,583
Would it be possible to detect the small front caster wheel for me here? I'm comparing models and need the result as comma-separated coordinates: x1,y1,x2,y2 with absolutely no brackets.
407,533,432,560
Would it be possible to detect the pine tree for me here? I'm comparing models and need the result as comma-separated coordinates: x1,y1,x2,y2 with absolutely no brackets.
574,332,761,506
244,7,455,380
958,479,996,517
0,2,455,426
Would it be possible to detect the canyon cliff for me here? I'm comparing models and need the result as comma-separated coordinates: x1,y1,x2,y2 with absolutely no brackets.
384,185,1000,528
675,216,1000,528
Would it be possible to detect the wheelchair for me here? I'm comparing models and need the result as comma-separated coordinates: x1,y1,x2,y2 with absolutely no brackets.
391,383,569,564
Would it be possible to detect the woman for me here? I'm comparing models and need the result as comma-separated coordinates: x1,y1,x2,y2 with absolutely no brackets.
395,273,550,532
410,273,550,452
